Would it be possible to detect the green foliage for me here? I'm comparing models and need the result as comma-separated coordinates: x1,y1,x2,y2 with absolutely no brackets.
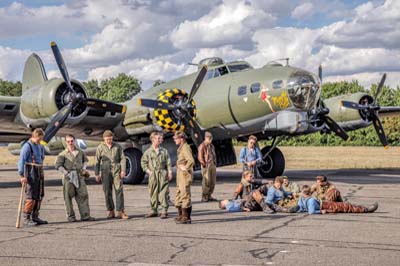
83,73,141,102
0,79,22,96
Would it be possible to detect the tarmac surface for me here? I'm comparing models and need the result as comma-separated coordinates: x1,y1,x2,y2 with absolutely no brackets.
0,167,400,266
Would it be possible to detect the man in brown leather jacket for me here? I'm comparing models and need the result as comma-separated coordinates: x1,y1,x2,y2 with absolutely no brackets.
311,175,343,202
232,170,274,213
198,131,217,202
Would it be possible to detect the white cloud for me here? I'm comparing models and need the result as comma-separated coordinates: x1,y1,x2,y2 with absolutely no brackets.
0,46,32,81
170,0,276,49
87,57,187,89
291,2,314,20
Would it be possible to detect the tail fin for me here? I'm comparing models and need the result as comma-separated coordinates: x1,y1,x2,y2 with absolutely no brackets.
22,53,48,92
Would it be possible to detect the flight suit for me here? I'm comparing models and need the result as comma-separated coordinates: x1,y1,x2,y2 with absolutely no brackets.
55,149,91,220
198,141,217,201
175,142,194,209
311,182,343,202
141,146,172,215
95,142,126,212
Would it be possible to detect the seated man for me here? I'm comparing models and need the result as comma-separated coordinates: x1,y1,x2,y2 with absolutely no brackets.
230,170,273,213
311,175,343,202
282,176,300,194
265,176,298,212
297,185,378,214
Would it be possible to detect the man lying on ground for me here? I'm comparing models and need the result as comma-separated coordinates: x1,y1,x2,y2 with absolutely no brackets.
296,185,378,214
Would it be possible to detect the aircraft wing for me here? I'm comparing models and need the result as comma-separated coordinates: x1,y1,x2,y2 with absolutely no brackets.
378,106,400,117
0,96,32,142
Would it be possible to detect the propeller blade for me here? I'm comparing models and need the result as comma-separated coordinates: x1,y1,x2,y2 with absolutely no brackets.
137,98,177,110
369,112,388,148
188,65,208,101
378,106,400,117
324,115,349,141
42,103,73,143
373,73,386,104
318,65,322,83
50,41,75,93
85,98,127,113
183,115,204,146
340,100,367,110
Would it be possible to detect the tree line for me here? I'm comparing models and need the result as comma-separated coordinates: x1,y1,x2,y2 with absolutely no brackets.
1,75,399,146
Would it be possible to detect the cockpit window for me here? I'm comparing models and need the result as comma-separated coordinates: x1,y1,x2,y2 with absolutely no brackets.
205,70,214,80
228,64,251,73
287,71,320,110
213,69,220,78
218,66,229,76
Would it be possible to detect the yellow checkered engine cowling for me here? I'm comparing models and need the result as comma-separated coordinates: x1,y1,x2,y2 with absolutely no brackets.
154,88,197,132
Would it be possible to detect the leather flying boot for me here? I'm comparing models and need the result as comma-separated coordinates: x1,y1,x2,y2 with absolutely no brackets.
287,205,300,213
32,212,48,225
174,207,182,222
175,208,190,224
366,202,379,213
107,210,115,219
259,201,275,214
23,213,37,227
187,206,192,224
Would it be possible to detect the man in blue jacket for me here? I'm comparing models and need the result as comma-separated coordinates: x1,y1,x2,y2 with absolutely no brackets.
18,128,47,226
239,135,262,177
265,176,298,212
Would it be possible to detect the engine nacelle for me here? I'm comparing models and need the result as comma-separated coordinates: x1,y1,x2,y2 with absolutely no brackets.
20,78,88,128
324,92,373,130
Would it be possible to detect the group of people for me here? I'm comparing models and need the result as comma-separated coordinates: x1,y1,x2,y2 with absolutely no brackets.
220,171,379,215
17,129,378,227
18,128,218,226
18,128,130,226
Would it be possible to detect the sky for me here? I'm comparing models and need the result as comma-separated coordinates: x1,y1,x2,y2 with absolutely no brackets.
0,0,399,90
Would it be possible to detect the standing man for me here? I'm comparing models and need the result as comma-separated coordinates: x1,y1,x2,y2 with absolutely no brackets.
198,131,217,202
141,132,173,219
95,130,129,219
173,131,195,224
55,134,95,222
239,135,262,178
18,128,47,226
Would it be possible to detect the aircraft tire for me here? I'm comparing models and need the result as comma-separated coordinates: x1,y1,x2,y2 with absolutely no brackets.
258,146,285,179
123,148,145,184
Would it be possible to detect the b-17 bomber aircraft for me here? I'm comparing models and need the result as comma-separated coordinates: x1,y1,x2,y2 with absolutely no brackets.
1,42,400,184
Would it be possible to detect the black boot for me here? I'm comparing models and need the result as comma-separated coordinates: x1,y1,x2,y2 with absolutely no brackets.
287,205,300,213
271,203,287,213
366,202,378,213
174,207,182,222
23,213,37,227
260,202,275,214
32,211,48,225
32,201,48,225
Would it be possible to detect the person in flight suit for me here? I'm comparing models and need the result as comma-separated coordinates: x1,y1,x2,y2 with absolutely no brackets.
173,131,195,224
141,131,173,219
55,134,95,222
95,130,128,219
